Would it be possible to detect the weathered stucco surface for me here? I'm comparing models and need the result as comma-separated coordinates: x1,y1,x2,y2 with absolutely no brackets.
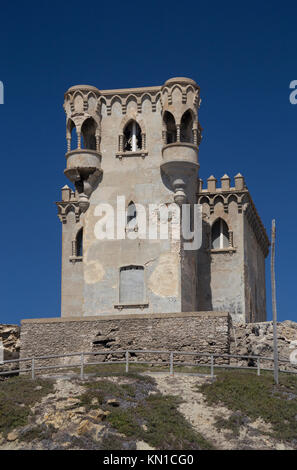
197,175,269,322
58,78,200,318
148,252,179,297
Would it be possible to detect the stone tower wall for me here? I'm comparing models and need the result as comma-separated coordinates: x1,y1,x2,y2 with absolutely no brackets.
57,78,202,317
197,174,269,323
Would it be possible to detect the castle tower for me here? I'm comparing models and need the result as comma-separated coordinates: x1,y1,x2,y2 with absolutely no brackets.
56,77,269,323
57,77,202,317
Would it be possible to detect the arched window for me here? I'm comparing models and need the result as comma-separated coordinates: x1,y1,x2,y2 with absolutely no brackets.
81,117,97,150
123,121,142,152
126,201,138,233
163,111,177,144
211,219,229,249
127,201,137,225
119,266,144,304
180,110,194,143
76,228,83,257
66,119,77,151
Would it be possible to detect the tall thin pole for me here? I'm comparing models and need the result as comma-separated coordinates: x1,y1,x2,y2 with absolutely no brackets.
271,219,279,385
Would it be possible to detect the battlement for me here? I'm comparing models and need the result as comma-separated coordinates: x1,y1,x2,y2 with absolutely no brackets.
64,77,200,117
199,173,246,193
55,185,80,224
60,185,77,202
197,174,270,257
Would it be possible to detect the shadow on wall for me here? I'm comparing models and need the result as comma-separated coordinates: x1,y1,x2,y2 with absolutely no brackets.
197,219,212,310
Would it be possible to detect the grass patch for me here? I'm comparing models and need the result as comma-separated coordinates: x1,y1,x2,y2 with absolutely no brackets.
78,372,213,450
0,376,54,437
107,408,141,437
19,423,55,442
170,365,213,375
79,379,140,411
199,370,297,441
83,363,148,376
106,393,214,450
100,433,136,450
135,393,214,450
214,412,248,437
83,363,212,376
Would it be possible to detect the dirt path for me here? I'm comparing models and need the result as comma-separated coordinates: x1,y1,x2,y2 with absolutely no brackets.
146,373,292,450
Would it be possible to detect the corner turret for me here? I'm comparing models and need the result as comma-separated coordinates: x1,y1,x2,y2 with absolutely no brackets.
63,85,103,212
160,77,202,204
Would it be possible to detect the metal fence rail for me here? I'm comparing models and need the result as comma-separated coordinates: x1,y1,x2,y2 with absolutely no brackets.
0,349,296,380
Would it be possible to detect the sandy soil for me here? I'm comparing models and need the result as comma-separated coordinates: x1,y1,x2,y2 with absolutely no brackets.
145,372,293,450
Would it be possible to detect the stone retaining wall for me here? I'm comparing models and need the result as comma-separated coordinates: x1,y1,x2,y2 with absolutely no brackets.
20,311,231,369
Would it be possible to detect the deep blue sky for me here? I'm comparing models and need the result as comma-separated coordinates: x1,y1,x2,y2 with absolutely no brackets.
0,1,296,325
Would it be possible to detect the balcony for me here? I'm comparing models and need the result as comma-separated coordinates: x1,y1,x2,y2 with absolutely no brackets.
161,143,199,205
64,149,102,182
162,142,198,165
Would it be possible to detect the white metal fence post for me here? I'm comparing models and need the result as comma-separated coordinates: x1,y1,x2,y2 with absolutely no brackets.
170,352,174,376
31,358,35,380
80,353,84,380
210,355,214,378
257,357,261,376
125,350,129,373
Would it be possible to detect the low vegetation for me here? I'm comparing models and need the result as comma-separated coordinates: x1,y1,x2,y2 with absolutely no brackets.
199,370,297,442
1,366,297,449
0,376,54,437
78,373,213,449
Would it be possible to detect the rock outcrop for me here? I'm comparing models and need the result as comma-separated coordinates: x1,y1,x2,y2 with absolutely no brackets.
0,324,20,359
0,324,20,375
231,321,297,371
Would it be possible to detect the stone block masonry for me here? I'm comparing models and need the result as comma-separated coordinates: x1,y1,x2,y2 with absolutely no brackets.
20,311,231,368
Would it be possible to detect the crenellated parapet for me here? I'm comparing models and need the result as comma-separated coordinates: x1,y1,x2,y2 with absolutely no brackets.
198,173,247,213
198,174,270,256
100,86,161,115
56,185,80,224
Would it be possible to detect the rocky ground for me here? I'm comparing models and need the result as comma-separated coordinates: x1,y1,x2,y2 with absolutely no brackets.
0,367,296,450
0,324,20,359
231,320,297,371
0,370,211,450
0,324,20,374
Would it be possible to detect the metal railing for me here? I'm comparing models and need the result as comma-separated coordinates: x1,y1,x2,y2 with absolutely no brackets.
0,349,296,380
